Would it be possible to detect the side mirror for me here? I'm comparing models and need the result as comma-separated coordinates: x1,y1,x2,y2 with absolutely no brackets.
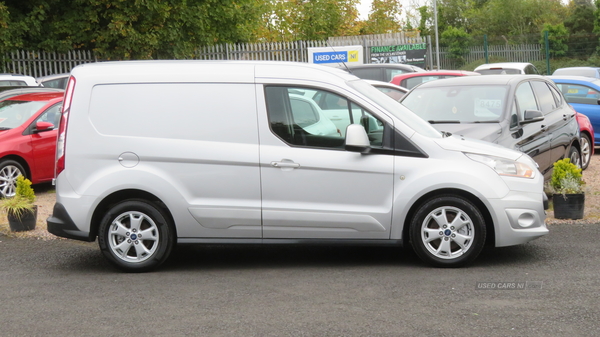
34,121,54,132
520,109,544,125
345,124,370,153
597,98,600,105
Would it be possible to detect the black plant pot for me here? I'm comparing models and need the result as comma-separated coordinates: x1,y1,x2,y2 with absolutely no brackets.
553,194,585,220
7,205,38,232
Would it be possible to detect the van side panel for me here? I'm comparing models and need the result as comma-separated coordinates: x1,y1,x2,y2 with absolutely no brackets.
67,83,262,238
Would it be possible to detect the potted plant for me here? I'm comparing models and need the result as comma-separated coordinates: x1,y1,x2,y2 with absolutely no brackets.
0,175,37,232
548,158,585,219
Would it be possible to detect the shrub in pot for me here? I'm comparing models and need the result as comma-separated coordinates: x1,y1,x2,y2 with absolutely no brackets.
548,158,585,220
0,175,37,231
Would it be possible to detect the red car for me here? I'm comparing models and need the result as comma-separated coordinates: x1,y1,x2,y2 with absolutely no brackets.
390,70,480,89
0,91,64,197
575,110,594,170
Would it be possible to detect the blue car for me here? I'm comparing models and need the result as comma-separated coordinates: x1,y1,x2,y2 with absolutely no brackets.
549,75,600,146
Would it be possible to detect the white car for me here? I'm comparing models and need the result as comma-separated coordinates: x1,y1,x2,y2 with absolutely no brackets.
0,74,38,87
474,62,540,75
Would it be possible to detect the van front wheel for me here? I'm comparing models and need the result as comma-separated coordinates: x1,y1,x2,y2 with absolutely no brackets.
98,200,174,272
409,195,486,267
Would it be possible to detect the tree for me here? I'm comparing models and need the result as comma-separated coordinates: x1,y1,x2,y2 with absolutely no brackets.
440,26,471,65
0,0,268,59
540,23,569,57
362,0,403,34
565,0,595,34
257,0,361,41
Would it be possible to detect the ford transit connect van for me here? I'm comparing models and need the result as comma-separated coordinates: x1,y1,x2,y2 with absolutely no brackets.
47,61,548,272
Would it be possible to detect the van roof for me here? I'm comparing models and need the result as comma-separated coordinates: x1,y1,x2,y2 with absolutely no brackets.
71,60,358,85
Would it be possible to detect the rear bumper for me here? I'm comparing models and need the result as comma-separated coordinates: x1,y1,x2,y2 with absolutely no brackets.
47,202,93,242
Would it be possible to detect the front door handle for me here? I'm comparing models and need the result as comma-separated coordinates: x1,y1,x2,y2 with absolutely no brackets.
271,160,300,169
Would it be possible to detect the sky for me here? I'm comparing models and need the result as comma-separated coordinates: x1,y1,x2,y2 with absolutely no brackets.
358,0,373,20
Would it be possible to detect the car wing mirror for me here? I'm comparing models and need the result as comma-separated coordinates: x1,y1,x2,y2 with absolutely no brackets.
34,121,54,132
597,98,600,105
345,124,370,153
520,109,544,125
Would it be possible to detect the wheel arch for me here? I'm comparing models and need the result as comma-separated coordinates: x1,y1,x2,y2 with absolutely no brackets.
0,155,32,179
90,189,177,241
402,188,495,248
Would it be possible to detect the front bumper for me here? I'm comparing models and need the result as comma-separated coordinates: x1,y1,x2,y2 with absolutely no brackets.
488,190,549,247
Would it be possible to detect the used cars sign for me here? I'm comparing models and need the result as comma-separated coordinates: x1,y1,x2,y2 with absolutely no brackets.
308,46,363,67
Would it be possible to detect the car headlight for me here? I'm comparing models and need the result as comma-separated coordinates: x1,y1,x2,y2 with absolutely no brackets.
465,153,536,179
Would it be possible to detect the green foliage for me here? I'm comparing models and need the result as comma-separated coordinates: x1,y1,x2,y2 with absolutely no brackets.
1,0,268,59
441,26,471,66
549,158,585,195
257,0,361,42
362,0,403,35
15,176,35,204
540,23,569,57
565,0,595,34
0,176,36,219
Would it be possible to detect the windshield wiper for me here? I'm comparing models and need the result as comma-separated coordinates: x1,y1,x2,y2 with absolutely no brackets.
441,131,453,137
428,120,461,124
473,120,499,123
0,127,12,130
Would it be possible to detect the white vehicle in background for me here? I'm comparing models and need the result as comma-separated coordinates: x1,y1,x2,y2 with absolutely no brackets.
474,62,540,75
0,74,38,87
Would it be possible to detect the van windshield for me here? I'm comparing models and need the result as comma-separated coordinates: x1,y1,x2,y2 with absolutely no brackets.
348,79,442,138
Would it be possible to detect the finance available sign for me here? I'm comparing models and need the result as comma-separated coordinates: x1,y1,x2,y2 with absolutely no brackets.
308,46,363,66
370,43,427,68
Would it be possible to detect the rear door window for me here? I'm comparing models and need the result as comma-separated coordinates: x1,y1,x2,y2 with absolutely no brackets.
530,81,557,114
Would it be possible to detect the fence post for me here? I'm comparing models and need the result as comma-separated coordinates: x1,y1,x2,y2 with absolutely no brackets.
545,31,550,75
484,35,488,64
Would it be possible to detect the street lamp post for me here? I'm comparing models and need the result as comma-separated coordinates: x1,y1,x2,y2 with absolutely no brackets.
433,0,440,70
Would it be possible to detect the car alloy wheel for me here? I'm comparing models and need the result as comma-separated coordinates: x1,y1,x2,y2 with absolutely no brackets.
98,199,174,272
580,134,592,170
0,160,26,198
410,195,486,267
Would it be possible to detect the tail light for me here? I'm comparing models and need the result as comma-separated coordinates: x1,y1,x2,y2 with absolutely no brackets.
56,76,75,176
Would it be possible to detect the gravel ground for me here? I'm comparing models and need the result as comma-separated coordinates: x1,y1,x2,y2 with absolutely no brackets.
1,154,599,239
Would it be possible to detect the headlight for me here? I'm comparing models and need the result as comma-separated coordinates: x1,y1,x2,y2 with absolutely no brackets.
465,153,536,179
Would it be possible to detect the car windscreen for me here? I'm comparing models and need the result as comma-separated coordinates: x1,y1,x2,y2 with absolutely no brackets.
348,79,442,138
476,69,521,75
0,100,46,129
401,85,508,124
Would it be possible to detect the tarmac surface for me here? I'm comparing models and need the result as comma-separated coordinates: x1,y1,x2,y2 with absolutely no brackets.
1,221,599,336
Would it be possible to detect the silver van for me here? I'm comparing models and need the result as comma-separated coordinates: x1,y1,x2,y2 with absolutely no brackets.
48,61,548,271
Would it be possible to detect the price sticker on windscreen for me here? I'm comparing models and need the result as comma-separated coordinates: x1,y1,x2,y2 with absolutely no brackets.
474,98,502,117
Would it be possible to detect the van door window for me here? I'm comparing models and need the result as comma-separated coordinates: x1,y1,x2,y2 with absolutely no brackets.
265,86,386,149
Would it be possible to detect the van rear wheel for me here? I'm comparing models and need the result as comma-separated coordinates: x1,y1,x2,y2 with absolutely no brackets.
98,199,174,272
409,195,486,267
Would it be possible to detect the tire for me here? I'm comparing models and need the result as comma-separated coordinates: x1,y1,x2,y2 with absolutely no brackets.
580,134,592,170
409,195,486,267
569,145,581,169
0,160,26,198
98,199,174,272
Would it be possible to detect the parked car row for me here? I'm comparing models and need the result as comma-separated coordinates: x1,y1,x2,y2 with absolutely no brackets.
339,62,594,175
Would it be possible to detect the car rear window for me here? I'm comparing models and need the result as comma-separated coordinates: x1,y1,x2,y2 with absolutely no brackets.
476,69,522,75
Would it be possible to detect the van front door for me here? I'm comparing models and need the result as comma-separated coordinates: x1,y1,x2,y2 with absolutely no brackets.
258,86,394,239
